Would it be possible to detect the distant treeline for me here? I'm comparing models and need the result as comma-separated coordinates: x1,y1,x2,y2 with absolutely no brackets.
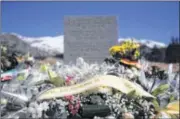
140,45,166,62
165,37,180,63
140,37,180,63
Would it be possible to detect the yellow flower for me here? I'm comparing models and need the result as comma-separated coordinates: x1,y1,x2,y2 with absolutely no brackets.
109,41,140,58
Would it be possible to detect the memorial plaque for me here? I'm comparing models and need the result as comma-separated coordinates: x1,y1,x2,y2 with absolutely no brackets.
64,16,118,64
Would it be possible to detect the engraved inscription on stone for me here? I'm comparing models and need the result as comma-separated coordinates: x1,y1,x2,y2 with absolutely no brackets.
64,16,118,64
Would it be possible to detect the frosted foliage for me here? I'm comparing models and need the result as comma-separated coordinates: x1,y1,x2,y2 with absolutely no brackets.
57,57,132,83
167,64,179,99
1,57,179,119
27,102,49,118
138,59,150,88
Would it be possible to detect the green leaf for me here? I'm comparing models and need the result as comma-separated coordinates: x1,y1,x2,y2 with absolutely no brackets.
50,77,65,87
169,95,175,102
152,99,160,111
40,64,48,73
17,73,25,80
151,84,169,96
48,70,65,87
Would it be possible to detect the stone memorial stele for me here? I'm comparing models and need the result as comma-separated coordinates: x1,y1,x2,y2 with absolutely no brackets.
64,16,118,64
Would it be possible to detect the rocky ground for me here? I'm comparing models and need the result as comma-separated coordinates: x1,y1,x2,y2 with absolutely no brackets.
149,62,179,73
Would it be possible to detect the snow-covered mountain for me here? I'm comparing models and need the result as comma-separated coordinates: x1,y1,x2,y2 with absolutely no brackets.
14,33,167,54
15,33,64,54
118,38,166,48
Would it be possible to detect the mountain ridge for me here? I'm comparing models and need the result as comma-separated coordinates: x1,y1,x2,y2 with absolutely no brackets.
0,33,167,62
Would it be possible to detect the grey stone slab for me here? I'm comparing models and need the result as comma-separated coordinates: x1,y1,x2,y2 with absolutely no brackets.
64,16,118,64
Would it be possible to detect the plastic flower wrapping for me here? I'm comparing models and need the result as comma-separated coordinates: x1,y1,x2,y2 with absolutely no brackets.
0,56,179,119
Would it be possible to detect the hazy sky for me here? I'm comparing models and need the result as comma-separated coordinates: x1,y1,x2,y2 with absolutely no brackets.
1,1,179,44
